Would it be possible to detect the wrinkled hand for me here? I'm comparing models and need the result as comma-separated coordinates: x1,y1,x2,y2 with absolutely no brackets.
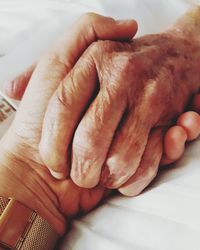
34,8,200,196
0,13,137,234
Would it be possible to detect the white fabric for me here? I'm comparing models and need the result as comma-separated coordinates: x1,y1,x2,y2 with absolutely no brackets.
0,1,199,249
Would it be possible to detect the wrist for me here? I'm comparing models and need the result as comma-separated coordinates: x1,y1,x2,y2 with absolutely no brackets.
171,6,200,43
0,135,66,235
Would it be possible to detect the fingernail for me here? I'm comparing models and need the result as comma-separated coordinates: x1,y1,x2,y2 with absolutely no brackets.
100,165,114,188
101,159,126,188
119,177,150,197
101,168,124,189
119,185,140,197
49,169,66,180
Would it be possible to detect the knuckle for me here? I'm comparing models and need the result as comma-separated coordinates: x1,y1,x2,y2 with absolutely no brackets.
115,53,135,72
81,12,99,24
108,52,135,76
55,75,74,110
145,80,158,97
89,42,135,83
88,40,120,57
87,40,105,56
73,128,96,155
144,80,163,109
73,128,104,168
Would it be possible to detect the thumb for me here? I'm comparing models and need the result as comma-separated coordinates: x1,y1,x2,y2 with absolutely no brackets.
4,14,137,101
48,12,138,72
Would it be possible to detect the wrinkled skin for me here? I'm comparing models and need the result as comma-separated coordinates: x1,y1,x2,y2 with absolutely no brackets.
97,34,200,191
41,32,200,196
37,8,200,196
0,136,107,233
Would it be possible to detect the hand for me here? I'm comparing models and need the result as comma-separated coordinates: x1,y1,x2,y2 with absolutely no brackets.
18,8,199,196
0,13,137,234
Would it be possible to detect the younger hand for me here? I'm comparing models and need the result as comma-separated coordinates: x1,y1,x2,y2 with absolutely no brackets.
0,13,137,234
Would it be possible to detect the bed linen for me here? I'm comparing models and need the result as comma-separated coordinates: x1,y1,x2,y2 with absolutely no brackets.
0,0,199,249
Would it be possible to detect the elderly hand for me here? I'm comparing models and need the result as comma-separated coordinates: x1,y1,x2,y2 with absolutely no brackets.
23,8,200,196
0,13,137,234
43,36,200,196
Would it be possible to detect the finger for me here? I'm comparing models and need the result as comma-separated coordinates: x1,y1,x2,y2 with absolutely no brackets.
70,86,127,188
190,93,200,114
39,13,137,180
177,111,200,141
118,128,163,196
161,125,187,165
100,109,151,189
5,14,137,102
52,13,138,66
39,52,97,179
15,13,137,142
4,64,35,100
51,179,108,217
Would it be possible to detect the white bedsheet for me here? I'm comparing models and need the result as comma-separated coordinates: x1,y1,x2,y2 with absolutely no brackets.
0,1,200,249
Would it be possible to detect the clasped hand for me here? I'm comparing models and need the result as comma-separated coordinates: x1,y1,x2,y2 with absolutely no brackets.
0,11,200,234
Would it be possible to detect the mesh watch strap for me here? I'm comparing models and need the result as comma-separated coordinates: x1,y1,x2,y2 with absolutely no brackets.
0,198,59,250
